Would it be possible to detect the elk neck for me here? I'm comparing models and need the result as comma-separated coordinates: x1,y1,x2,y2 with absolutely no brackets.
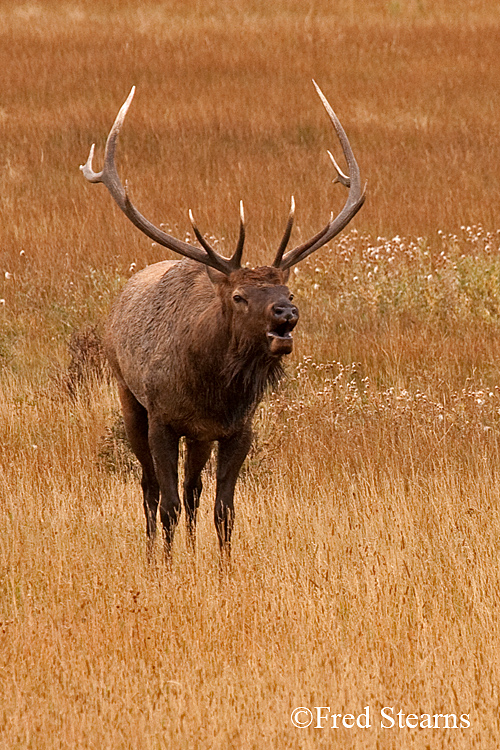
185,277,285,427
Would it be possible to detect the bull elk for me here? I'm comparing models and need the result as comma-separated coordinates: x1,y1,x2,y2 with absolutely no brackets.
81,82,365,563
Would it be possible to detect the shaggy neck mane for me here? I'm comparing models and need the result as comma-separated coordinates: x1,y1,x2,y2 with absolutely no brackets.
224,344,284,399
221,346,284,425
197,333,284,427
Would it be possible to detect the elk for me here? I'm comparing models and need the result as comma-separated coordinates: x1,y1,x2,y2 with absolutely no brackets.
81,82,365,563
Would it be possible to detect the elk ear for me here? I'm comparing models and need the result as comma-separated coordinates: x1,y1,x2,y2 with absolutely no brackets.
281,267,291,283
205,265,228,286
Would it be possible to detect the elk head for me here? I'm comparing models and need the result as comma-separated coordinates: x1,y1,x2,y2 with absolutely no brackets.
80,82,366,358
202,263,297,357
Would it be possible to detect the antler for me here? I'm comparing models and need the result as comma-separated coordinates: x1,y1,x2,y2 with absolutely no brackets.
273,81,366,270
80,87,244,276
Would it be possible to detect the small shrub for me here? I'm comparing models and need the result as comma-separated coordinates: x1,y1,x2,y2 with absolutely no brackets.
61,327,109,398
97,408,139,479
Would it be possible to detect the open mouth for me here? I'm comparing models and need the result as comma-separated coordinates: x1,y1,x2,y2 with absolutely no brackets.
267,322,294,354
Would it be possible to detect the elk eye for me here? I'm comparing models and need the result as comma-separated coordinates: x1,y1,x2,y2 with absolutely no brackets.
289,293,294,301
232,294,247,304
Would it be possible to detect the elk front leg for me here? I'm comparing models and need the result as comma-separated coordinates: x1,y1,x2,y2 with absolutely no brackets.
148,419,181,561
215,425,253,561
183,439,213,553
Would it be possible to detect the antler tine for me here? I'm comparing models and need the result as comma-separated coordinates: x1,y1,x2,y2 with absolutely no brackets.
278,81,365,271
327,149,350,187
80,87,136,196
278,216,333,267
188,209,222,265
81,88,236,276
189,202,245,271
229,200,246,268
272,196,296,268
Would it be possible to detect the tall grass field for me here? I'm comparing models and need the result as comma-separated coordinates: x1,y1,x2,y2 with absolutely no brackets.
1,1,500,747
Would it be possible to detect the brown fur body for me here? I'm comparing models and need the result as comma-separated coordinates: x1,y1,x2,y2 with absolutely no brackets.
105,258,298,559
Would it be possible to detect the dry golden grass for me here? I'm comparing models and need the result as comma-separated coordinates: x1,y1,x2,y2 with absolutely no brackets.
2,1,500,748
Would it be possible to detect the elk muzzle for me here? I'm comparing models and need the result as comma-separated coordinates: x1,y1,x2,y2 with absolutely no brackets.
266,301,299,355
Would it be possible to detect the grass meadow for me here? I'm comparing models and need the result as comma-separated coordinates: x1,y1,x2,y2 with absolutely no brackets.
2,1,500,747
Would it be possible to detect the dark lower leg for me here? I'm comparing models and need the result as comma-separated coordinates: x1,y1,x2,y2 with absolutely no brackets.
148,419,181,561
183,440,213,553
142,469,159,563
117,383,159,563
215,426,253,559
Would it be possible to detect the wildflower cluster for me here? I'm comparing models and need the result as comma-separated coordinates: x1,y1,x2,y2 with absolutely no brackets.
293,226,500,327
253,354,500,477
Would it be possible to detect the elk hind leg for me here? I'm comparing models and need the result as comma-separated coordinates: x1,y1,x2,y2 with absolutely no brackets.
117,383,159,561
183,439,213,553
148,418,182,561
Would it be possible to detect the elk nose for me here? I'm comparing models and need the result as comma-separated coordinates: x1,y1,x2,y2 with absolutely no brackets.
271,302,299,325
